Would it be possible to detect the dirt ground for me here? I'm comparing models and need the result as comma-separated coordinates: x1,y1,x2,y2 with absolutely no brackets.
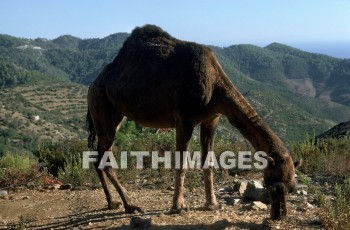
0,177,324,230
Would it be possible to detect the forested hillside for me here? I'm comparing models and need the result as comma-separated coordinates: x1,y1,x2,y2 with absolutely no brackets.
0,33,128,86
216,43,350,106
0,33,349,143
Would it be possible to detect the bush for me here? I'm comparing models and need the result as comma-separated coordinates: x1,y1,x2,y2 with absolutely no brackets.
290,135,350,176
295,136,350,228
57,156,98,186
0,153,39,189
33,139,99,185
300,174,350,229
328,178,350,228
33,139,86,177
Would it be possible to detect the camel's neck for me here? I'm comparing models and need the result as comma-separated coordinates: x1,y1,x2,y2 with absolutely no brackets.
218,76,287,155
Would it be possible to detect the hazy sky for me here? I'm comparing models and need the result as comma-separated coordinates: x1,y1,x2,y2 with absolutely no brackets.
1,0,350,47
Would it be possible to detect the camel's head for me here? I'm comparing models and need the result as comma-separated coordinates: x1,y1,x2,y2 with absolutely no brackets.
263,153,302,220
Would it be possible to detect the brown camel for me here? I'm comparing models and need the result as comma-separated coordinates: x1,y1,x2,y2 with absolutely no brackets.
86,25,301,220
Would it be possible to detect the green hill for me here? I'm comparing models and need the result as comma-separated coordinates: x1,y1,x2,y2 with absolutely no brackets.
0,33,128,86
0,33,349,143
219,43,350,106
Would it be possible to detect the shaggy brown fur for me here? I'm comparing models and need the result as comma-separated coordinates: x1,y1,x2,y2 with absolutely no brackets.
87,25,301,219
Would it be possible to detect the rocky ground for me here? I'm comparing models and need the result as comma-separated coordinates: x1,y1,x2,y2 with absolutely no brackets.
0,173,325,230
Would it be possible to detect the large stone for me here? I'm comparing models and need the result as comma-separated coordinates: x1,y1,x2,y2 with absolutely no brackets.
243,180,269,203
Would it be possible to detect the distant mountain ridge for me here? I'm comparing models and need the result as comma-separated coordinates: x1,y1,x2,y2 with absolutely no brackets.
1,33,349,106
0,33,128,86
1,33,350,141
213,43,350,106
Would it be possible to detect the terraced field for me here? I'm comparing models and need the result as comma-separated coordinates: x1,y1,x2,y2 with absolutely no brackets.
0,82,88,151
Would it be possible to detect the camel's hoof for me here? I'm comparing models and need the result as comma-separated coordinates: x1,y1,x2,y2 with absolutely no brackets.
125,205,144,214
108,201,123,210
168,207,189,215
204,203,220,211
168,208,184,215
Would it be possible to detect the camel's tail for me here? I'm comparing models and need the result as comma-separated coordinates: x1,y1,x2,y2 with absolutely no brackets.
86,108,96,150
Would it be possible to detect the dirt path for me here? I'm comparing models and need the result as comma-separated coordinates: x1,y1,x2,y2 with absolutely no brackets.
0,182,323,230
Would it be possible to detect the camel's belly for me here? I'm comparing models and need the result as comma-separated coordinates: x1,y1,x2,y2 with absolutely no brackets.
106,77,217,128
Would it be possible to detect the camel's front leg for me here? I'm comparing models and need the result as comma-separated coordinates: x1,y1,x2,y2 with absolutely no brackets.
200,116,220,210
170,120,195,214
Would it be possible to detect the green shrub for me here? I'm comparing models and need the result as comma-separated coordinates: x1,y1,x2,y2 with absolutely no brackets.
327,178,350,229
296,136,350,229
290,135,350,176
0,153,39,188
300,174,350,229
57,156,98,186
33,139,86,176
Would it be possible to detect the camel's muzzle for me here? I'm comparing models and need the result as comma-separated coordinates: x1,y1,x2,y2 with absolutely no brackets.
268,182,288,220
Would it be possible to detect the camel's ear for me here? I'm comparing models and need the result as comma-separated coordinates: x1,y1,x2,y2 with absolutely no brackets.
267,157,275,167
294,159,303,168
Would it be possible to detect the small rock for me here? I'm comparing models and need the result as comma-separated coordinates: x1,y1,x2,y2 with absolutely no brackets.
233,198,242,205
306,202,314,209
142,183,155,189
60,184,72,190
250,201,268,211
0,218,7,225
296,184,308,190
27,182,35,189
130,216,152,229
0,190,8,197
72,186,85,190
301,190,308,196
221,195,234,205
223,186,234,192
42,185,50,190
293,196,308,204
22,196,30,200
51,184,61,190
167,186,174,191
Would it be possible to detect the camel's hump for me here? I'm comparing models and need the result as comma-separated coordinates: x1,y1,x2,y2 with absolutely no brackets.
130,24,174,41
121,25,178,59
117,25,210,61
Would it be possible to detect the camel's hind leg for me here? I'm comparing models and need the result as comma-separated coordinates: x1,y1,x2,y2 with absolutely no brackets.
92,117,125,210
89,88,142,213
200,115,220,210
96,113,143,213
93,163,121,210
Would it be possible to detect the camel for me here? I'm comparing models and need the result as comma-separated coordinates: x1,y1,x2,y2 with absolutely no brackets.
86,25,301,220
